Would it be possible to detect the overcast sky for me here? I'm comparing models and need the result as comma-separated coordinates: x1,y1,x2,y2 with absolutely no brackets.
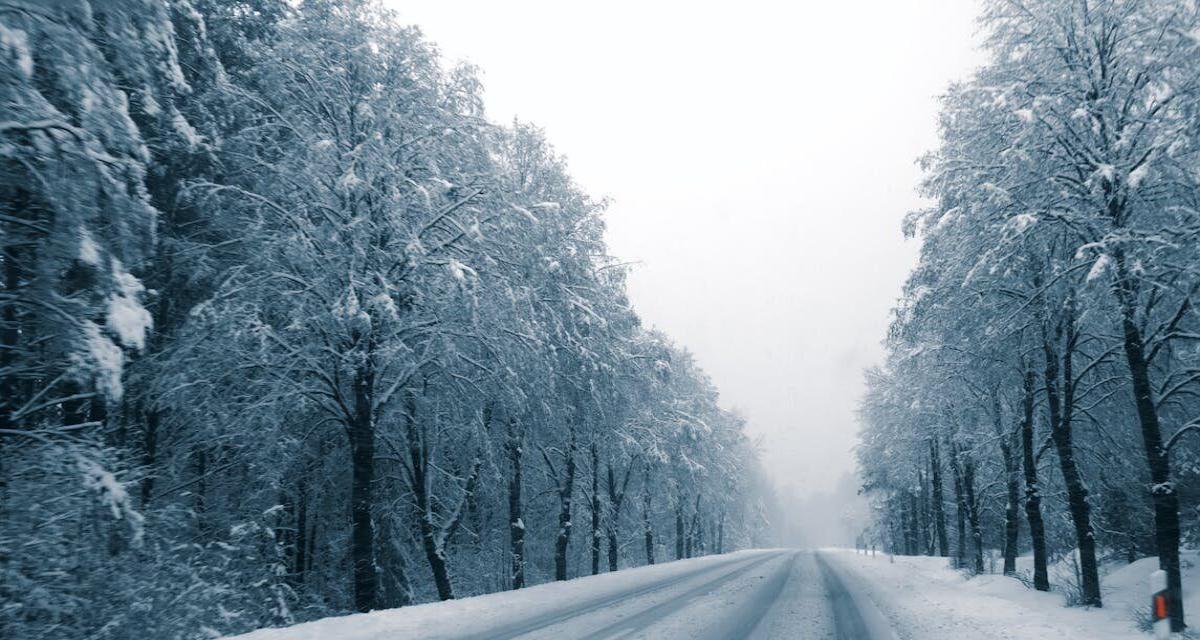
392,1,985,494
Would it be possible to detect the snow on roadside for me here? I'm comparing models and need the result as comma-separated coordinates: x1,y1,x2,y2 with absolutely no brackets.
223,550,775,640
1101,553,1200,632
822,548,1198,639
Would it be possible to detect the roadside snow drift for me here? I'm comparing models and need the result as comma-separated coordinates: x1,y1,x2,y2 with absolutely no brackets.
822,548,1200,640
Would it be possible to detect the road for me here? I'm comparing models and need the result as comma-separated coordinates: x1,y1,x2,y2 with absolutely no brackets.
459,550,897,640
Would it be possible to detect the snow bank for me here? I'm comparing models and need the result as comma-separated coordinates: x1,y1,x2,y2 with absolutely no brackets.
224,550,774,640
822,548,1200,639
1102,553,1200,629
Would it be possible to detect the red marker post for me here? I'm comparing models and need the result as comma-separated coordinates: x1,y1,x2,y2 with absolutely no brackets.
1150,569,1170,639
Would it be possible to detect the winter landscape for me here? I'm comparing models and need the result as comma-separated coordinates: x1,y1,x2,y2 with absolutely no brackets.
5,0,1200,638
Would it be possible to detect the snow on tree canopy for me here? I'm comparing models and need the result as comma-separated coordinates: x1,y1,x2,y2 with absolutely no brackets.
1086,254,1112,282
107,262,153,351
0,2,775,637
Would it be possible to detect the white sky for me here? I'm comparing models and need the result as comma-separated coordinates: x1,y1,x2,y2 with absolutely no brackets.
391,1,985,494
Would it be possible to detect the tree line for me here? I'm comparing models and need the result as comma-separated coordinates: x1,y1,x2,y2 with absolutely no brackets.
858,0,1200,632
0,1,769,637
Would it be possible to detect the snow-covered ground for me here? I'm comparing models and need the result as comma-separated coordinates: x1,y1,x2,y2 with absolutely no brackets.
823,548,1200,639
224,550,782,640
225,548,1196,639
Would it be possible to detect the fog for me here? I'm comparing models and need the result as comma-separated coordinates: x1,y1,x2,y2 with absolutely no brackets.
394,0,985,543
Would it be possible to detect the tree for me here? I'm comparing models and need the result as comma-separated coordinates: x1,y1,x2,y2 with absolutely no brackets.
861,1,1200,629
3,2,769,635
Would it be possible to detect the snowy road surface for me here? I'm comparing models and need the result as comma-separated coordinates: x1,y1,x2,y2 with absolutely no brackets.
472,550,896,639
227,548,1163,639
477,549,902,638
229,550,901,640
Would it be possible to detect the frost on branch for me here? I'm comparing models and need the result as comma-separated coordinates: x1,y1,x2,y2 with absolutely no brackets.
78,456,144,545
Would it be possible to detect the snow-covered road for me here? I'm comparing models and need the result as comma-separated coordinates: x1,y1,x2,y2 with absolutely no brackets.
229,548,1170,639
227,550,900,640
441,550,893,640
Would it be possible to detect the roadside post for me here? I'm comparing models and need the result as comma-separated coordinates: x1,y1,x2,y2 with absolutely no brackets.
1150,569,1170,639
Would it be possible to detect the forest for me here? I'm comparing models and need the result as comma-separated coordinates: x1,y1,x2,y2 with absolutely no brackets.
0,1,771,638
857,0,1200,634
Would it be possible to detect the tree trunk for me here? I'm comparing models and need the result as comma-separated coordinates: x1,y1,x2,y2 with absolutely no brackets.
961,454,984,574
552,426,577,581
507,419,525,589
906,491,919,556
1043,309,1101,607
890,498,904,555
277,488,295,575
1002,449,1020,576
916,469,930,555
716,512,725,554
605,457,634,572
929,439,949,557
607,526,619,571
675,498,685,560
294,474,308,585
417,507,454,601
607,473,619,571
1114,251,1184,630
947,435,967,569
306,521,317,575
405,392,457,601
349,363,377,612
994,394,1020,576
643,467,655,565
685,494,701,558
1019,368,1050,590
590,442,601,575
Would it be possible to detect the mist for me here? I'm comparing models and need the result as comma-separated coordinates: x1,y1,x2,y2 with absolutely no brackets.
13,1,1199,637
394,0,984,541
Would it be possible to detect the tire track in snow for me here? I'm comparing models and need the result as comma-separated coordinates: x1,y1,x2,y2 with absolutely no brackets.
571,552,787,640
461,551,782,640
696,550,799,639
816,551,901,640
